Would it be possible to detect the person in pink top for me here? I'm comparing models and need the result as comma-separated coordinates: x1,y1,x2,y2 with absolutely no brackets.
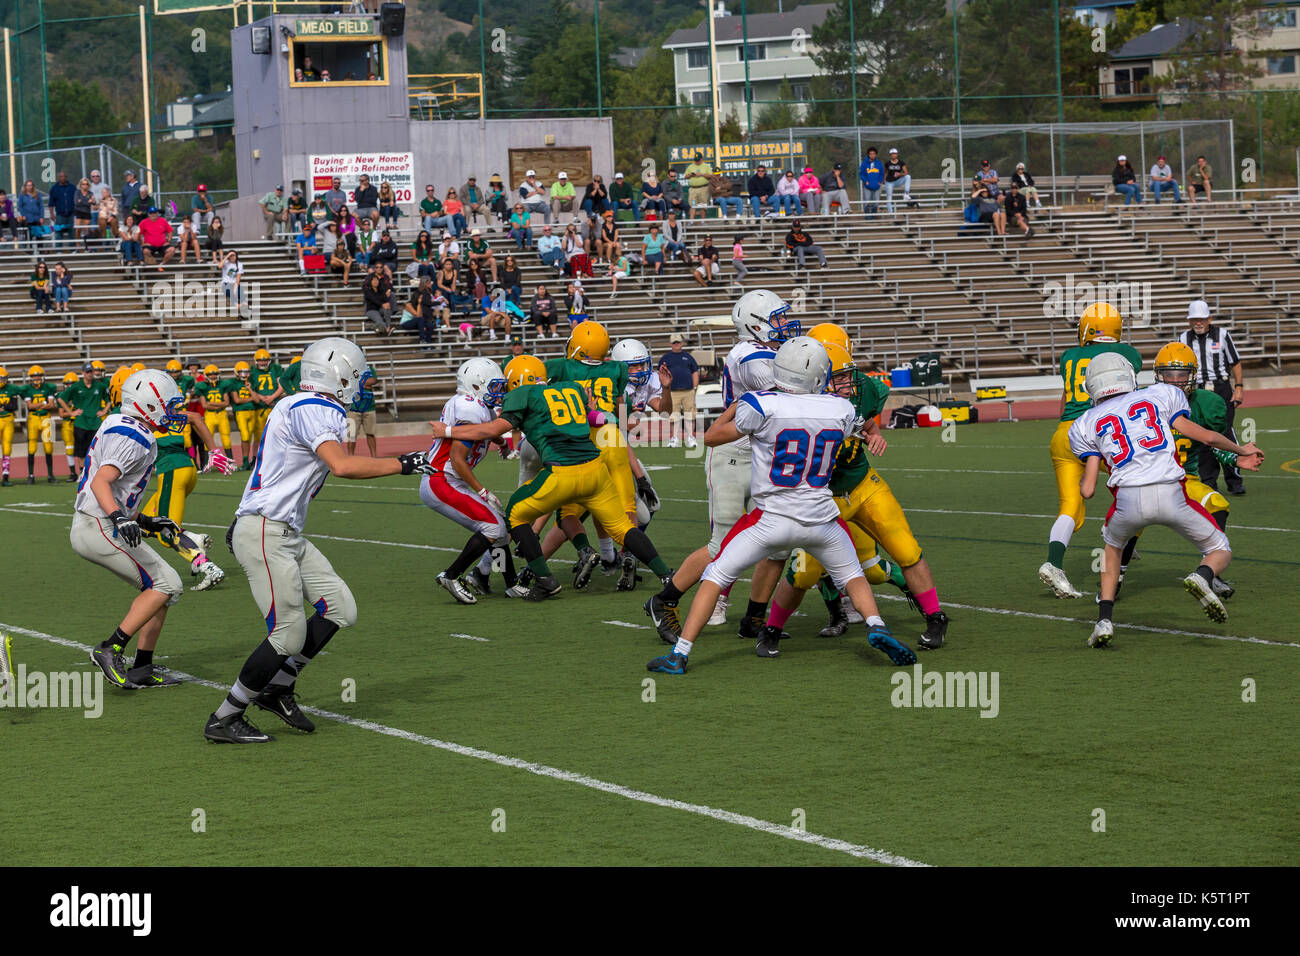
138,206,175,271
797,166,822,216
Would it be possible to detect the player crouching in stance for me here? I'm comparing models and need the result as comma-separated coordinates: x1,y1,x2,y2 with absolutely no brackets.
75,369,189,689
429,355,675,602
1069,353,1263,648
423,357,518,603
204,337,433,743
647,337,917,674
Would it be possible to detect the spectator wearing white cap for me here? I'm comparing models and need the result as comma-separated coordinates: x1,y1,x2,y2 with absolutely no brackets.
550,171,576,220
518,169,551,223
1150,155,1183,203
882,148,912,214
1112,155,1142,204
1011,162,1041,207
610,172,640,221
464,227,498,283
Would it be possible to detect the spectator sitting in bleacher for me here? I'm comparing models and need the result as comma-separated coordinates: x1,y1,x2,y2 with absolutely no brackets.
662,211,690,266
820,163,850,216
582,175,611,217
1187,156,1213,203
378,181,400,231
565,280,590,326
355,218,376,267
308,195,331,228
139,206,175,271
746,164,775,219
464,260,487,303
191,183,214,233
784,219,827,267
404,278,440,345
31,260,52,312
176,217,202,264
508,203,533,250
563,222,592,278
338,206,361,257
731,234,747,286
610,172,639,221
96,190,119,242
518,170,551,224
287,188,308,232
663,169,687,218
460,176,487,225
73,178,95,251
88,170,110,230
17,180,45,243
322,177,348,219
1003,182,1033,237
0,189,18,242
694,234,720,286
641,173,667,219
52,261,73,313
324,222,355,287
118,214,142,265
48,171,76,248
464,228,497,283
607,252,631,298
970,178,1005,235
594,211,622,264
797,167,822,216
550,172,576,220
774,169,801,216
977,159,999,197
373,228,399,272
354,174,380,227
1112,155,1142,204
259,184,286,239
295,218,318,270
119,170,141,218
363,270,394,334
420,185,450,234
411,230,438,278
537,223,566,275
130,185,153,221
883,148,912,213
207,215,225,263
1008,163,1038,208
480,287,515,340
712,176,744,219
443,188,467,236
437,230,461,268
1150,155,1183,204
501,254,523,305
529,284,559,338
486,175,510,226
642,222,666,276
438,258,474,313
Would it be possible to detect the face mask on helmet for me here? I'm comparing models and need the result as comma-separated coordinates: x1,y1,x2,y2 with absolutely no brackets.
627,360,652,387
767,303,802,342
485,376,507,407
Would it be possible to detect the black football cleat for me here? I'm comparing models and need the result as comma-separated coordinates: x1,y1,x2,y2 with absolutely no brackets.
125,663,182,688
89,644,131,687
524,574,562,602
737,614,764,640
572,546,600,590
204,711,275,744
466,566,493,596
918,611,949,651
643,594,681,644
755,625,782,659
819,605,849,637
252,684,316,733
615,553,637,591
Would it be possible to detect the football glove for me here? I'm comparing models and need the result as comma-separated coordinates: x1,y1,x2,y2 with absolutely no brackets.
203,449,235,475
109,510,143,548
478,486,504,514
635,475,660,513
398,451,435,476
138,514,179,538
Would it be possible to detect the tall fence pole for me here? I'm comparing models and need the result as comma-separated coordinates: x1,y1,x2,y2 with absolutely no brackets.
3,28,15,195
1229,118,1237,203
707,0,722,172
139,5,154,195
594,0,602,118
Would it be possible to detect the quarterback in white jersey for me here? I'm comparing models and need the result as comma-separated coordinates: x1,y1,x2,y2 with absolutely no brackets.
420,358,517,605
205,337,433,744
1067,353,1263,646
75,369,189,690
647,337,918,673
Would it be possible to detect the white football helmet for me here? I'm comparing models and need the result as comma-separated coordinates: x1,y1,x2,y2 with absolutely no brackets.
611,338,652,387
731,289,799,343
457,357,506,407
1084,351,1138,404
121,369,186,433
300,337,367,405
772,336,831,395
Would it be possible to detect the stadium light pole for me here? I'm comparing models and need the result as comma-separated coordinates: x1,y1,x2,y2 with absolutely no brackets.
3,28,15,195
478,0,486,120
139,4,153,194
707,0,722,174
594,0,602,118
741,0,751,136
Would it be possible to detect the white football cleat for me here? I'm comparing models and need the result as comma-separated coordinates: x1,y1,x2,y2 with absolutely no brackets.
1038,562,1083,599
706,596,729,626
1211,576,1235,600
192,532,213,552
1183,574,1227,622
1088,619,1114,648
438,572,478,605
191,561,225,591
841,596,864,624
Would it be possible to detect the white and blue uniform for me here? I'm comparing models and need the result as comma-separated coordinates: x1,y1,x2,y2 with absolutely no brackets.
70,414,183,603
707,340,778,554
1069,383,1229,554
419,393,507,542
625,372,663,424
703,390,863,588
231,392,358,655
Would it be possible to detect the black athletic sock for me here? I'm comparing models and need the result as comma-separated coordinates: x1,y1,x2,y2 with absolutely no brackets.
1213,511,1228,531
102,627,131,651
445,532,493,580
44,452,53,477
302,612,341,659
622,528,670,578
1194,564,1215,585
658,576,685,605
1120,536,1139,571
745,599,767,620
510,523,551,578
27,453,35,474
133,648,153,669
235,639,289,698
1098,599,1114,622
500,547,518,588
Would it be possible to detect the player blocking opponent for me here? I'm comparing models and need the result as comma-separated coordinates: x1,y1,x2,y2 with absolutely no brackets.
1069,353,1263,647
203,337,434,743
647,337,917,673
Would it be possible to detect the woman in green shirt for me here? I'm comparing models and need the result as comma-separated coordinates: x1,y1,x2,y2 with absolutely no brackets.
411,229,437,278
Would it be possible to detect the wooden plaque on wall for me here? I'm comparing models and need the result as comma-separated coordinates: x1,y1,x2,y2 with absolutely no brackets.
508,147,593,189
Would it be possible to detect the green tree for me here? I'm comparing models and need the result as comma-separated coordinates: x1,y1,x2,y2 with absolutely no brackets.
1161,0,1272,97
48,78,122,141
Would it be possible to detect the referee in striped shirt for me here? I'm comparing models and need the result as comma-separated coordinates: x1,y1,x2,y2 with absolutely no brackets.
1180,299,1245,494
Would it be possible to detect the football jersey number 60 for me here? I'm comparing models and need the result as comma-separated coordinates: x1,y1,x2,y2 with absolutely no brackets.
543,387,587,426
770,428,843,488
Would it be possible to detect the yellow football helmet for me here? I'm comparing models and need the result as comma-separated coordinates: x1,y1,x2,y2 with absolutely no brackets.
29,365,45,382
0,366,7,383
505,355,546,391
808,323,851,354
204,363,220,378
165,358,183,375
1154,342,1198,395
62,370,78,385
235,361,251,379
91,359,106,370
566,321,610,366
254,348,272,369
823,342,857,398
108,366,133,407
1079,302,1122,346
131,362,146,373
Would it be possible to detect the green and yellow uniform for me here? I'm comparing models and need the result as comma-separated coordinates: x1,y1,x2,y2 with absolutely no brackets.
1051,341,1143,530
1176,387,1231,520
501,379,634,542
231,376,258,463
140,428,203,565
252,363,282,437
278,361,301,398
21,381,59,454
0,383,21,458
201,378,236,451
545,357,634,517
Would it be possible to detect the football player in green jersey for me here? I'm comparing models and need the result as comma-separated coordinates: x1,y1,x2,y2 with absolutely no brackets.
250,348,283,442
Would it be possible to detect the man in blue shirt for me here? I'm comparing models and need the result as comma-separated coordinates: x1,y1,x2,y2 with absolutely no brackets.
858,147,884,220
347,366,380,456
48,171,77,248
120,170,142,216
657,333,699,449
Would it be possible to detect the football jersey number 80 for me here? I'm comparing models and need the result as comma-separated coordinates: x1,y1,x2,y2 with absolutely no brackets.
770,428,842,488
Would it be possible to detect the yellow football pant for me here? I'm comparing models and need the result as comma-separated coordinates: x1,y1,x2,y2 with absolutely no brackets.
142,466,202,563
205,409,232,451
0,416,13,456
61,418,75,450
507,456,634,543
255,406,272,440
27,413,52,454
789,518,891,590
235,409,257,446
1050,420,1086,531
560,426,635,520
839,466,923,567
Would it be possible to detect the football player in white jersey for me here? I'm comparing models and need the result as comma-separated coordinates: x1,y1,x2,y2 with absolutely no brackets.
204,337,434,743
421,357,519,604
647,337,918,673
75,369,189,689
611,337,672,590
1068,352,1263,647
